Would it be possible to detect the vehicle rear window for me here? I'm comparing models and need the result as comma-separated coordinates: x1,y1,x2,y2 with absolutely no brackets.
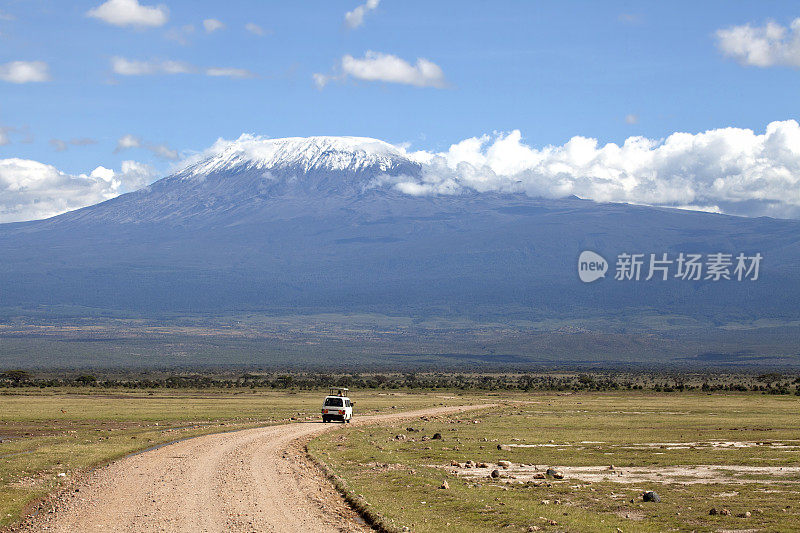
325,398,343,407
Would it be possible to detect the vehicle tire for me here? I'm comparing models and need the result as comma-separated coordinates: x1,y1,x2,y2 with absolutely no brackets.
322,416,328,423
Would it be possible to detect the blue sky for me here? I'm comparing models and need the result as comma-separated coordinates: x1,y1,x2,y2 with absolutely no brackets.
1,0,800,222
0,0,797,172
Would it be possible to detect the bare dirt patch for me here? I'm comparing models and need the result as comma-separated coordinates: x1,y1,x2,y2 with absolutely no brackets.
450,463,800,485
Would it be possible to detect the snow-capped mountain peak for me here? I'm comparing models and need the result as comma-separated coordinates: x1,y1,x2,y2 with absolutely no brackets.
180,135,416,178
53,135,427,225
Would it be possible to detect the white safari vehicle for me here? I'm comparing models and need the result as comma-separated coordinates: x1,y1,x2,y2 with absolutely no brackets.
322,387,354,423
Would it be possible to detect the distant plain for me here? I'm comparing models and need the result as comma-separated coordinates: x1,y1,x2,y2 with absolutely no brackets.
0,311,798,369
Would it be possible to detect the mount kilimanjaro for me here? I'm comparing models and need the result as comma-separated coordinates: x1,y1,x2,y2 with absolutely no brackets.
1,135,799,367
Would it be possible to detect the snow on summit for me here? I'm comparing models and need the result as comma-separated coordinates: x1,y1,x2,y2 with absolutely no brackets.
181,135,411,177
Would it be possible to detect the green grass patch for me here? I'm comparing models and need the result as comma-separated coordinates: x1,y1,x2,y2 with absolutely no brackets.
309,391,800,532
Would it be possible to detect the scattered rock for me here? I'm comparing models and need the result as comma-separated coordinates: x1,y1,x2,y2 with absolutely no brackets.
540,499,550,505
432,433,443,440
440,480,449,490
527,526,541,532
736,511,751,518
490,469,501,478
545,468,564,479
450,460,460,467
497,444,512,451
532,473,546,479
477,462,489,468
394,434,407,441
709,507,718,515
498,461,512,468
642,491,660,503
720,508,732,516
406,427,416,432
752,508,764,514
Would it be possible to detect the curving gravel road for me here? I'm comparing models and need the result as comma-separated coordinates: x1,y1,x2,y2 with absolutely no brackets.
22,404,490,532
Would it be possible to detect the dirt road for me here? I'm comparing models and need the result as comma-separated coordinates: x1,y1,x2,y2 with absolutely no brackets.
21,404,490,532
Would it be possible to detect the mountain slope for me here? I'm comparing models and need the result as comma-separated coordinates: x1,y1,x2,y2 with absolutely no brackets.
0,136,798,364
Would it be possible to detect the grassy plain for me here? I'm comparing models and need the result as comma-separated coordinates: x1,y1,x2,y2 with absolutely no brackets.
309,391,800,532
3,387,799,532
0,387,459,528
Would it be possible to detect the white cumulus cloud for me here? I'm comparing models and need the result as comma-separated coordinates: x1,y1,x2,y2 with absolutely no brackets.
205,67,254,78
87,0,168,28
49,138,98,152
245,22,266,36
150,144,178,160
115,134,178,160
0,61,50,83
115,134,141,150
0,158,156,222
0,125,32,146
314,51,447,88
203,18,224,33
384,120,800,219
116,160,156,190
345,0,380,29
49,139,68,152
111,56,194,75
111,57,253,79
716,18,800,67
165,24,194,45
